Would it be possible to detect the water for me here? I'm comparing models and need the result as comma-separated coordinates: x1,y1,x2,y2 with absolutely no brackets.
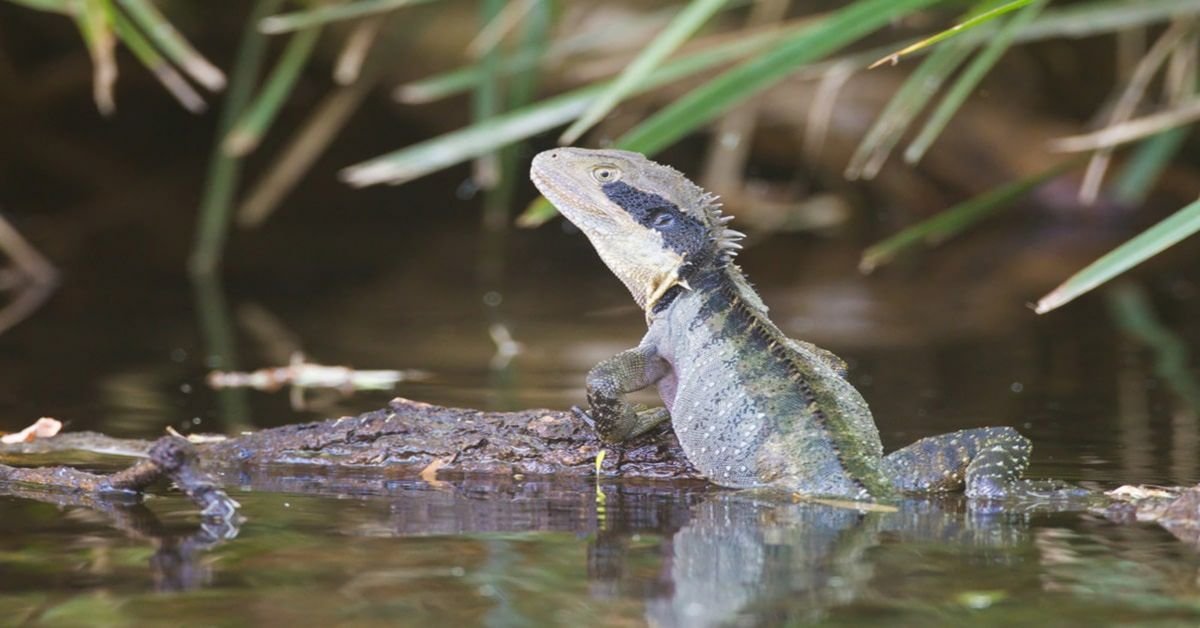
2,169,1199,624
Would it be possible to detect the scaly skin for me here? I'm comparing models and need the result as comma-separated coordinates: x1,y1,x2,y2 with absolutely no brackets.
531,147,1037,500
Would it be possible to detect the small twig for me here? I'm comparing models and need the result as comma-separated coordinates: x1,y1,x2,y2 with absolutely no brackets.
237,72,379,227
0,275,57,336
207,356,428,392
1049,99,1200,153
1079,18,1197,204
0,210,60,335
0,436,239,520
803,59,856,160
0,211,57,281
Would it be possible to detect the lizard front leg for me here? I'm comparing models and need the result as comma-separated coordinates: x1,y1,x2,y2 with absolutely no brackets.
581,344,672,443
881,427,1033,498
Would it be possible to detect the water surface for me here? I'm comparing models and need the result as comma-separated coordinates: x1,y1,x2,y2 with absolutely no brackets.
1,182,1198,626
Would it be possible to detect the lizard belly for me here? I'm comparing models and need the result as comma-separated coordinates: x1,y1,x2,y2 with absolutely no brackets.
656,371,678,415
669,362,878,495
669,367,772,488
656,296,879,496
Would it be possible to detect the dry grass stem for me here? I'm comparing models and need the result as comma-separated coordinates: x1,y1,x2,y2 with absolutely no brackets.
468,0,537,58
1079,18,1197,204
1050,99,1200,153
334,16,386,85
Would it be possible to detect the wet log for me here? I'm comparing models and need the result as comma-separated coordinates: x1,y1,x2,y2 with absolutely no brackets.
0,398,701,488
200,398,700,480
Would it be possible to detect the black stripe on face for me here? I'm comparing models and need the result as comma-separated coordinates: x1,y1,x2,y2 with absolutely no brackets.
600,181,708,257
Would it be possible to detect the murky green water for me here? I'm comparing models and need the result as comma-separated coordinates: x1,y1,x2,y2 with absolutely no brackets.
2,186,1199,625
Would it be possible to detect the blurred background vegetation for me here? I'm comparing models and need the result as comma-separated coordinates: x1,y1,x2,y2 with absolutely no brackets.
0,0,1198,332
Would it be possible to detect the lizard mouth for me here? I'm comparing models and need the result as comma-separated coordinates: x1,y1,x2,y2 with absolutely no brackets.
530,168,610,223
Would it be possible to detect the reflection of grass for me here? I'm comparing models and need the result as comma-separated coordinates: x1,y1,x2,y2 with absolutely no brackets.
1106,282,1200,415
5,0,1200,305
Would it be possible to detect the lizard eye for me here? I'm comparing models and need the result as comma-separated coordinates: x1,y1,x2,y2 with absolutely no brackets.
590,165,621,183
650,210,675,229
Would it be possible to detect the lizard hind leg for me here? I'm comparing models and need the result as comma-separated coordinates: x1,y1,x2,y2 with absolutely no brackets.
882,426,1033,497
962,428,1032,498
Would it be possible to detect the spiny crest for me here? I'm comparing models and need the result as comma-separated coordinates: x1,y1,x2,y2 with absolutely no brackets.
699,190,745,263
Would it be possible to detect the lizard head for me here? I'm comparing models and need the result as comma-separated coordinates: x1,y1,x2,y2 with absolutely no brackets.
530,147,742,312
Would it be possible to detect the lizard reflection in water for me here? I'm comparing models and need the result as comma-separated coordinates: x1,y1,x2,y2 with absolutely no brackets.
531,147,1072,501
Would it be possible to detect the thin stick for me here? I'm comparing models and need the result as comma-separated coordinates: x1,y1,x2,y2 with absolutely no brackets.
0,212,56,280
1078,19,1196,204
334,16,386,85
1049,99,1200,152
0,436,239,519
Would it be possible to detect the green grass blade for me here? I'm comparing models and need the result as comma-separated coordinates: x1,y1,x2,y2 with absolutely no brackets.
515,196,558,227
342,23,787,188
394,48,544,104
485,0,552,222
860,157,1084,272
259,0,438,34
73,0,118,115
344,88,592,188
6,0,71,12
222,26,321,157
471,0,506,190
504,1,550,114
1113,127,1191,205
613,0,943,157
468,0,536,58
394,4,694,104
846,33,976,180
1015,0,1200,43
559,0,728,144
1036,197,1200,314
116,0,225,91
110,8,206,112
886,0,1200,52
903,0,1048,165
189,0,283,276
868,0,1032,68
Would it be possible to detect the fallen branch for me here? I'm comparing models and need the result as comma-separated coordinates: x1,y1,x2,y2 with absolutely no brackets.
0,435,239,519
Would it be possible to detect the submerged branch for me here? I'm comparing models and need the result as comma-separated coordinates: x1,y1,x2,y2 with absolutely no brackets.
0,436,239,520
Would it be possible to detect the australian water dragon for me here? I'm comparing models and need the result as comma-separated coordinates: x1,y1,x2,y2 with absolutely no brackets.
531,147,1061,501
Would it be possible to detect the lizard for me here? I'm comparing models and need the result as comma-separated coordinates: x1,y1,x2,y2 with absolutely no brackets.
530,146,1056,501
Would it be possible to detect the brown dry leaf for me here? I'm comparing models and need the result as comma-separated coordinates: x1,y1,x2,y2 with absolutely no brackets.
1,417,63,444
419,457,450,488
